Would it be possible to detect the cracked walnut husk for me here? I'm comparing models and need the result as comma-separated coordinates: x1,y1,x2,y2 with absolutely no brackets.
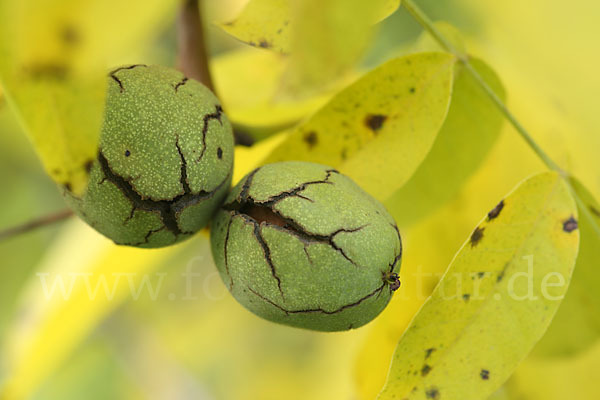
210,161,402,331
63,64,234,248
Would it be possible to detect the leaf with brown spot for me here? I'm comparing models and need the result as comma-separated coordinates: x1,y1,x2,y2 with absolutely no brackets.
385,42,506,227
264,52,456,201
378,172,579,400
219,0,399,53
562,216,578,232
220,0,401,98
0,0,179,194
488,200,505,220
365,114,388,133
470,226,485,247
303,131,318,148
532,177,600,357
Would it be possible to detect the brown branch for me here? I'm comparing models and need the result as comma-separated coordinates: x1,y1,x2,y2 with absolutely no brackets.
176,0,214,91
0,209,74,242
176,0,254,146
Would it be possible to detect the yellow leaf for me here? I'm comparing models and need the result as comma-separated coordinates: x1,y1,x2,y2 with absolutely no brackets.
220,0,291,54
0,0,178,194
354,110,545,400
232,132,288,183
279,0,381,98
219,0,400,98
531,177,600,357
378,172,579,400
263,52,456,201
386,56,505,226
211,48,333,135
0,220,182,399
219,0,399,54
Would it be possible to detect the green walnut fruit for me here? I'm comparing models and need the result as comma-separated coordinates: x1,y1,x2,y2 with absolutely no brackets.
64,64,234,248
210,161,402,331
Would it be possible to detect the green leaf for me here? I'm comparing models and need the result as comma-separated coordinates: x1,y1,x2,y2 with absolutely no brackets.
378,172,580,400
0,0,177,194
263,52,456,201
531,177,600,357
385,57,505,226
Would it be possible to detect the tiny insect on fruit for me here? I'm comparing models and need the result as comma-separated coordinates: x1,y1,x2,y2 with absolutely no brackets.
210,161,402,331
64,64,234,248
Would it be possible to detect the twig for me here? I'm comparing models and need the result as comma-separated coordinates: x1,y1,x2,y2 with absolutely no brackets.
176,0,214,91
401,0,600,236
0,209,73,242
401,0,562,173
176,0,254,146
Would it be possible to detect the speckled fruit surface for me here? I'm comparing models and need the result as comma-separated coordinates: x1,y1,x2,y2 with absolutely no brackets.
64,64,234,248
210,161,402,331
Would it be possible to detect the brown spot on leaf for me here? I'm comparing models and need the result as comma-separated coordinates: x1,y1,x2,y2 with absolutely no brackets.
497,263,509,282
409,87,416,93
364,114,388,133
60,24,80,46
425,348,436,359
63,182,72,192
563,216,578,233
425,387,440,399
340,148,348,160
487,200,504,220
462,293,471,302
470,226,485,247
590,206,600,217
258,39,271,48
25,63,69,80
421,364,432,376
480,369,490,380
303,131,318,149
